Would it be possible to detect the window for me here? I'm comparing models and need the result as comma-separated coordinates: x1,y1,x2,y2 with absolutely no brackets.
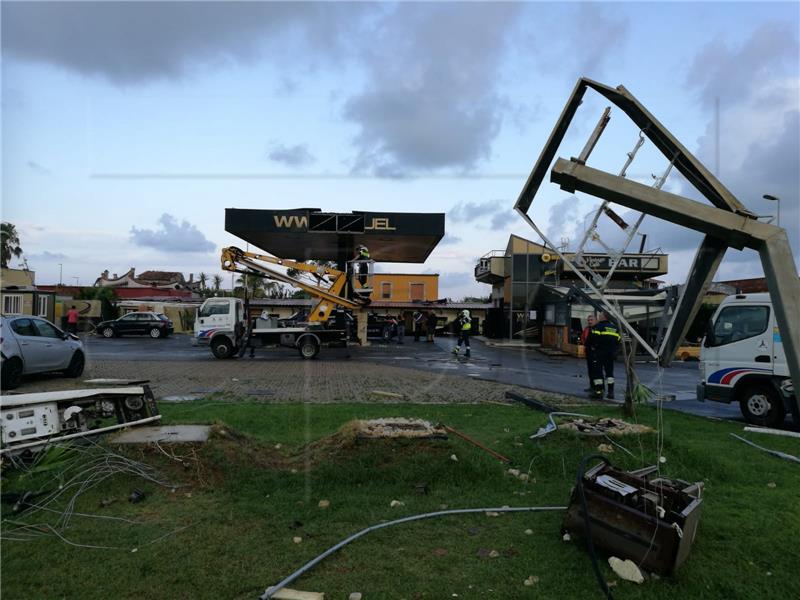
709,305,769,347
37,296,49,317
3,294,22,314
512,254,528,282
10,318,37,337
33,319,62,338
381,282,392,299
199,303,230,317
120,313,138,321
409,283,424,301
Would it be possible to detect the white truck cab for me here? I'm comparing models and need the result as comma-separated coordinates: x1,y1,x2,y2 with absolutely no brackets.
698,293,795,426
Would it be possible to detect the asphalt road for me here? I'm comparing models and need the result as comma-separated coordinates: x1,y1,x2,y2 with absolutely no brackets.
80,332,747,422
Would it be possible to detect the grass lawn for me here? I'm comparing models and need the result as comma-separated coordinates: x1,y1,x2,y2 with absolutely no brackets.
2,399,799,599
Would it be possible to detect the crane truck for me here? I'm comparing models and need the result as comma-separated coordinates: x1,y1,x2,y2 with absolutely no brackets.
194,246,373,359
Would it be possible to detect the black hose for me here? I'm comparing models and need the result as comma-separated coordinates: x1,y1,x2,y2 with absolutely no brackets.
575,453,614,600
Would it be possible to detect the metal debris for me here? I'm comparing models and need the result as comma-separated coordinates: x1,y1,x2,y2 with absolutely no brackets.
560,417,653,436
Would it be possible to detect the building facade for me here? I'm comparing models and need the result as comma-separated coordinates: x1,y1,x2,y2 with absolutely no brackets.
475,235,669,352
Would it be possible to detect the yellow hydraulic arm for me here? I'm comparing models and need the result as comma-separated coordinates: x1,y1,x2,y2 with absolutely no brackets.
220,246,368,322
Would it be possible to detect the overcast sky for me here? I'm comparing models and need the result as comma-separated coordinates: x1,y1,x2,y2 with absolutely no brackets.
2,1,798,298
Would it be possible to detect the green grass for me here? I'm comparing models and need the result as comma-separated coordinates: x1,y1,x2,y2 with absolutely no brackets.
2,401,799,599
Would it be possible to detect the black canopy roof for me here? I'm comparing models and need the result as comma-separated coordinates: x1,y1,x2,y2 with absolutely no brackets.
225,209,445,263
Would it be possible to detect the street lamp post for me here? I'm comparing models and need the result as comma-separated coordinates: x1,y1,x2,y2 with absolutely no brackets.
72,277,79,286
58,263,63,286
763,194,780,228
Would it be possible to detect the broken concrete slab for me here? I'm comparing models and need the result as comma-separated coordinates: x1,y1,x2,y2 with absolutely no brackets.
350,418,446,439
111,425,211,444
271,588,324,600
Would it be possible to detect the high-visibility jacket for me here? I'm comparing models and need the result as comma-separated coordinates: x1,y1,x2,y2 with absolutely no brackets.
589,320,620,354
460,318,472,332
359,249,370,259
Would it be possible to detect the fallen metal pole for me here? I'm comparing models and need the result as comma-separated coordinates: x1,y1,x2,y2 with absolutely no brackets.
260,506,567,599
730,434,800,464
442,424,511,463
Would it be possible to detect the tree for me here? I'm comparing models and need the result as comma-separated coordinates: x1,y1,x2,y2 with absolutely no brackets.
235,273,270,298
212,274,223,293
198,272,208,291
1,222,23,268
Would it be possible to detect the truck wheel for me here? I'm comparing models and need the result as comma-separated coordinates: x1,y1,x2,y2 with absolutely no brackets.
1,357,23,390
739,383,785,427
65,351,85,378
298,338,319,359
211,337,234,359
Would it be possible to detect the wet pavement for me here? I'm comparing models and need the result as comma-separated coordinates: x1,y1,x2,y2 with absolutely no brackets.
73,332,747,422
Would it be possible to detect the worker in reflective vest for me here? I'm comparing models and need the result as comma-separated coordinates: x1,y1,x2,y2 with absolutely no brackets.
588,311,621,399
355,245,370,287
580,314,597,392
452,310,472,357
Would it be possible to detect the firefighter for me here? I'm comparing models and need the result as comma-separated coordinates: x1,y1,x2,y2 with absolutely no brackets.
452,309,472,357
354,245,370,288
580,314,597,392
588,311,620,399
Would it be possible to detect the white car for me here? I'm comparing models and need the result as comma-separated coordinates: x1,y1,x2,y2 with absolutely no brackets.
1,315,85,390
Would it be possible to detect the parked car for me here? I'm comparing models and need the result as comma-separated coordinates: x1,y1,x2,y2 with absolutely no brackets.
96,312,174,339
1,314,85,390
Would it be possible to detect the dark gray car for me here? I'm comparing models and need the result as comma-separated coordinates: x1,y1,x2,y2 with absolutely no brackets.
97,312,174,339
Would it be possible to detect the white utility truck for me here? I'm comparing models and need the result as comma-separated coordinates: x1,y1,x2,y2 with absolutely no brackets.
697,293,796,427
194,297,348,360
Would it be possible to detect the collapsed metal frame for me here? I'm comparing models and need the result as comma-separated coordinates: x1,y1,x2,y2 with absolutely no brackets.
514,77,800,421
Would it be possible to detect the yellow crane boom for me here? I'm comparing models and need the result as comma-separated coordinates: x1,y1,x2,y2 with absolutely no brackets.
220,246,370,322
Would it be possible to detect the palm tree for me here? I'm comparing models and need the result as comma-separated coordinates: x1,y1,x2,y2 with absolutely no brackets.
212,274,223,293
1,222,23,268
236,273,267,298
198,272,208,290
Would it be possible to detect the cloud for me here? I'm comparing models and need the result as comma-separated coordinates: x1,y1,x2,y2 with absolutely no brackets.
267,142,315,167
546,195,580,240
437,271,481,300
1,2,367,84
440,232,462,246
130,214,215,253
344,3,521,173
568,3,629,77
27,160,52,175
686,22,799,106
490,210,516,230
450,200,505,223
27,250,67,261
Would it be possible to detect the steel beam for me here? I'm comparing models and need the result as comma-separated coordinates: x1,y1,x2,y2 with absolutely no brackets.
658,236,727,365
551,158,774,249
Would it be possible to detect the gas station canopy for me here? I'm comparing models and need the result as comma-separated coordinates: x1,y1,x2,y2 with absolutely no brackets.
225,208,445,263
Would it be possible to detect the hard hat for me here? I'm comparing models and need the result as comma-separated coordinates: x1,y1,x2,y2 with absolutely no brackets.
357,245,368,253
461,309,470,318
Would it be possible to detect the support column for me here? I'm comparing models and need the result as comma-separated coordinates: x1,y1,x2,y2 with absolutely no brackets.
759,230,800,422
357,308,370,346
658,235,727,366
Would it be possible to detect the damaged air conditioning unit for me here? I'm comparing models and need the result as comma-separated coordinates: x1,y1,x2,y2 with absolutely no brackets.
563,461,703,576
1,386,160,456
